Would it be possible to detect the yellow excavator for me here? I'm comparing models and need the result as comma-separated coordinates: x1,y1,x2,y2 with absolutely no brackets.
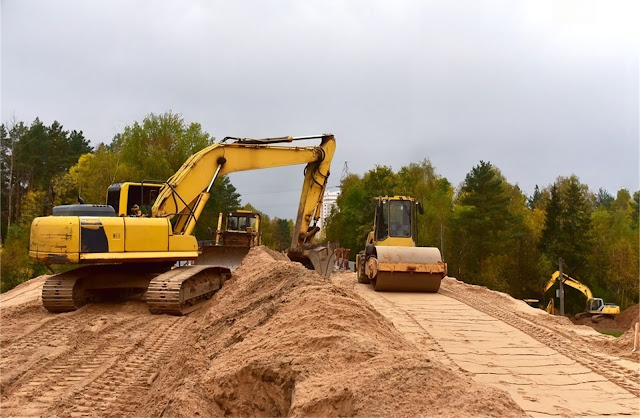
196,210,261,271
355,196,447,292
29,134,336,315
543,271,620,320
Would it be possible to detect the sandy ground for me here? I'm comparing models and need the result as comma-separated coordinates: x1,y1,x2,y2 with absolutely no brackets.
1,247,638,417
342,277,639,417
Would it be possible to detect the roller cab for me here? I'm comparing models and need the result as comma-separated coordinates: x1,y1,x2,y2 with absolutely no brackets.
356,196,447,292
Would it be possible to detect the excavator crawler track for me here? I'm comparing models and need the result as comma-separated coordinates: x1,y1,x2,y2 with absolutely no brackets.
42,264,171,314
146,265,231,315
42,270,86,313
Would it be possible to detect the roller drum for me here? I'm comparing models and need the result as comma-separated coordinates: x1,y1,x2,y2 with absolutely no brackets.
370,246,446,292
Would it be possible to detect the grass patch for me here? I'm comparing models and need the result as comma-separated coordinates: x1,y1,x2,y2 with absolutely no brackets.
597,330,624,338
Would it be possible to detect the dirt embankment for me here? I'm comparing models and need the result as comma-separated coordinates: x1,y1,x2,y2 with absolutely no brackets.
438,277,640,363
0,247,524,417
143,248,523,417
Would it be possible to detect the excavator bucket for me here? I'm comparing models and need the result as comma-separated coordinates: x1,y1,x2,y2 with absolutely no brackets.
305,246,336,277
196,245,252,271
288,246,336,277
370,246,446,292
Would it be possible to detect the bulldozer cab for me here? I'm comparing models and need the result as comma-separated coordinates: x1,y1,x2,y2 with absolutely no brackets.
373,197,422,247
216,211,261,247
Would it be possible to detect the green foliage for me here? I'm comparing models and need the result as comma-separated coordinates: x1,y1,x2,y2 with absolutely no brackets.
1,118,91,292
0,112,239,292
597,330,623,338
1,118,91,237
541,175,594,278
111,112,212,180
2,113,637,313
447,161,535,293
324,166,399,259
1,225,48,293
394,160,453,249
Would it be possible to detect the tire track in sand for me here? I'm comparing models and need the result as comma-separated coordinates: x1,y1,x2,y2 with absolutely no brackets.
439,286,640,397
1,307,187,417
353,280,639,417
63,316,188,417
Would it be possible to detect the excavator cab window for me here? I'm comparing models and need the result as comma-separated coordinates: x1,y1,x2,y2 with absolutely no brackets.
588,298,604,312
106,183,162,216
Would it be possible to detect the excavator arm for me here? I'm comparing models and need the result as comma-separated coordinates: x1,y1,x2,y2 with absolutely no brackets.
544,271,594,300
151,134,336,273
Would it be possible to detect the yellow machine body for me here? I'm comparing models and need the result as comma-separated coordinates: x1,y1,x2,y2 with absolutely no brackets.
197,210,262,271
355,196,447,292
29,134,336,315
30,216,198,264
543,271,621,319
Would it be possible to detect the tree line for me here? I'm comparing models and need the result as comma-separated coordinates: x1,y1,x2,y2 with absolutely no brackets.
2,113,637,314
0,112,294,292
324,160,639,313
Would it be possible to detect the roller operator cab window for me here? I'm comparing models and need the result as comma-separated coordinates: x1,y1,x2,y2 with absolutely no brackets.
375,200,389,241
389,200,412,238
375,199,412,241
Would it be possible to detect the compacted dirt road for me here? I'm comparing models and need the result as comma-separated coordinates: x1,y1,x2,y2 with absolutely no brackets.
349,278,639,417
1,247,638,417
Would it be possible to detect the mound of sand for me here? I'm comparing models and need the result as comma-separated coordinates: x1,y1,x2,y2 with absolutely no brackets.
616,304,639,329
142,247,524,417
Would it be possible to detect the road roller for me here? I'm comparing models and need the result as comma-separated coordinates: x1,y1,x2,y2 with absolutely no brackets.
355,196,447,292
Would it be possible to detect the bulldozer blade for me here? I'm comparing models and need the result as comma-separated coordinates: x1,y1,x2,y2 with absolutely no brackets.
196,246,251,271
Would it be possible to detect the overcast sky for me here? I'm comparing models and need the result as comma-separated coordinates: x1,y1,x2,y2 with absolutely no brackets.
2,0,638,219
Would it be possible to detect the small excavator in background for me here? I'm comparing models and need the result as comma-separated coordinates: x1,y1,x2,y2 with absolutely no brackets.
355,196,447,292
543,271,620,321
29,134,336,315
197,210,261,271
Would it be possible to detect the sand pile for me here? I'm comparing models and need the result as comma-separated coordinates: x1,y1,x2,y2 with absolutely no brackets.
142,247,524,417
616,303,639,329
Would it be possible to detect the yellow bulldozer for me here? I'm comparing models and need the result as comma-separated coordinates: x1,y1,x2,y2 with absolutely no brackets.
544,271,620,321
196,210,261,271
29,134,336,315
355,196,447,292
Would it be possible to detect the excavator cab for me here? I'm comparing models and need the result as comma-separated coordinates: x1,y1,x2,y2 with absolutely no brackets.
587,298,605,312
106,182,163,216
